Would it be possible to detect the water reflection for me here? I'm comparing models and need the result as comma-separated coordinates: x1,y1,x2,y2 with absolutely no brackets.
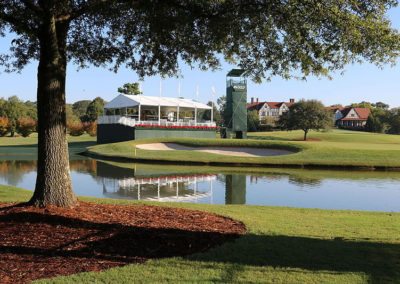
102,174,216,202
225,175,246,204
0,159,399,211
0,160,37,185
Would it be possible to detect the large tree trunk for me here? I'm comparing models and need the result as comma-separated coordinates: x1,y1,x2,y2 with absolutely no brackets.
29,16,76,207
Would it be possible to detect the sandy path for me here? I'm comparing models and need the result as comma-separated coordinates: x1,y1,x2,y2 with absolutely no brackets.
136,143,293,157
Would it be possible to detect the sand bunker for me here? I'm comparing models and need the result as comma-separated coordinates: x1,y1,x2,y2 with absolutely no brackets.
136,143,293,157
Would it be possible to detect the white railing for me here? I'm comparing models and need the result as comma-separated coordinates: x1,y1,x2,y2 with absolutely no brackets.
98,115,216,128
97,115,137,127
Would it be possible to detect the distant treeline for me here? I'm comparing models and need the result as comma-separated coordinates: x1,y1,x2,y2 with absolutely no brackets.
0,96,106,137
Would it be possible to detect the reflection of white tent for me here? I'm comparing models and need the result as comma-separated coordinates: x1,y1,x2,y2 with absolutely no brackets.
118,174,216,188
101,174,215,203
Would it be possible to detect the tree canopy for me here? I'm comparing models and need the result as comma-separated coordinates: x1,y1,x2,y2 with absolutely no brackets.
72,100,91,120
279,100,332,140
117,82,142,95
86,97,105,122
0,0,399,207
0,96,37,137
1,1,399,81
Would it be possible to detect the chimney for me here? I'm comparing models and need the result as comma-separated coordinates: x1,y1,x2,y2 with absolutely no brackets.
290,98,295,103
256,98,259,103
251,97,254,104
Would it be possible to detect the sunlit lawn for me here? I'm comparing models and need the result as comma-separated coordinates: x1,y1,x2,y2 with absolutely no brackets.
87,129,400,168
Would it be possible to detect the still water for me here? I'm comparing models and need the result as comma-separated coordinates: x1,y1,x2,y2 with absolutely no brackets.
1,159,399,212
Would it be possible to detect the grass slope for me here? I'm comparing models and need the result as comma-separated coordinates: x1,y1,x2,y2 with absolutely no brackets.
87,129,400,168
0,134,96,159
1,186,399,283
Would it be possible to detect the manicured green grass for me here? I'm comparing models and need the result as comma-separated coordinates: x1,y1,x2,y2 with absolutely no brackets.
0,184,32,202
1,186,399,283
87,129,400,168
0,134,96,159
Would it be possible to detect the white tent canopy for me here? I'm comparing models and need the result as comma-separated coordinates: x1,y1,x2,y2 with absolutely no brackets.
105,94,212,110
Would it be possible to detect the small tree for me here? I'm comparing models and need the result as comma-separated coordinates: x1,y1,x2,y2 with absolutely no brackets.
279,100,332,141
388,110,400,134
217,96,227,126
84,122,97,137
117,83,142,95
17,117,37,137
203,101,221,124
72,100,92,121
86,97,105,122
67,121,85,136
247,110,260,132
3,96,26,137
0,117,9,137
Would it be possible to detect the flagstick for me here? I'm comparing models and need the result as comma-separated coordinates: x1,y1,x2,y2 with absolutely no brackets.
195,85,199,126
158,80,162,124
211,86,216,123
177,81,181,123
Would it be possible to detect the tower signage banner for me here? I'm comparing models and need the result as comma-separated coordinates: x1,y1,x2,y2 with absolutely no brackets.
232,84,246,91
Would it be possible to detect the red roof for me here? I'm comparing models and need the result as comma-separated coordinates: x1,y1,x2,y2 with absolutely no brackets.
247,101,293,110
246,102,265,111
265,102,282,108
353,108,371,120
339,107,352,118
339,107,370,121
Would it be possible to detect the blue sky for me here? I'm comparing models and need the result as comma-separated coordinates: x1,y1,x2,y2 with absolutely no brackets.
0,6,399,107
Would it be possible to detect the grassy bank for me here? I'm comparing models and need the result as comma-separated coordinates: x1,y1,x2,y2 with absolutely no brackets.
87,129,400,169
0,134,96,159
1,185,399,283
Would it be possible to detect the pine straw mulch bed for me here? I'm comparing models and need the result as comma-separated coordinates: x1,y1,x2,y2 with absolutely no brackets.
0,201,246,284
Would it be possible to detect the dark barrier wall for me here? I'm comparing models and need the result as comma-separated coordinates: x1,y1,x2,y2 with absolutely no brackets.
97,124,135,144
97,124,216,144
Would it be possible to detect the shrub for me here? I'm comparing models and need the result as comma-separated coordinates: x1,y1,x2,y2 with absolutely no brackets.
0,117,9,137
16,117,37,137
84,121,97,136
67,121,85,136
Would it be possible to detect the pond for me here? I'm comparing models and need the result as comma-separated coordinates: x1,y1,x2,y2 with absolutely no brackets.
1,158,399,212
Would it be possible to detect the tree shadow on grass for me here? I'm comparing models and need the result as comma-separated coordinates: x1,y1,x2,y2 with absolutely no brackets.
1,207,398,283
0,208,240,283
189,234,400,283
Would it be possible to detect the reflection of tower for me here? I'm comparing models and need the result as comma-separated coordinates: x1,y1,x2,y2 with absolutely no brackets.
225,69,247,139
225,174,246,204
